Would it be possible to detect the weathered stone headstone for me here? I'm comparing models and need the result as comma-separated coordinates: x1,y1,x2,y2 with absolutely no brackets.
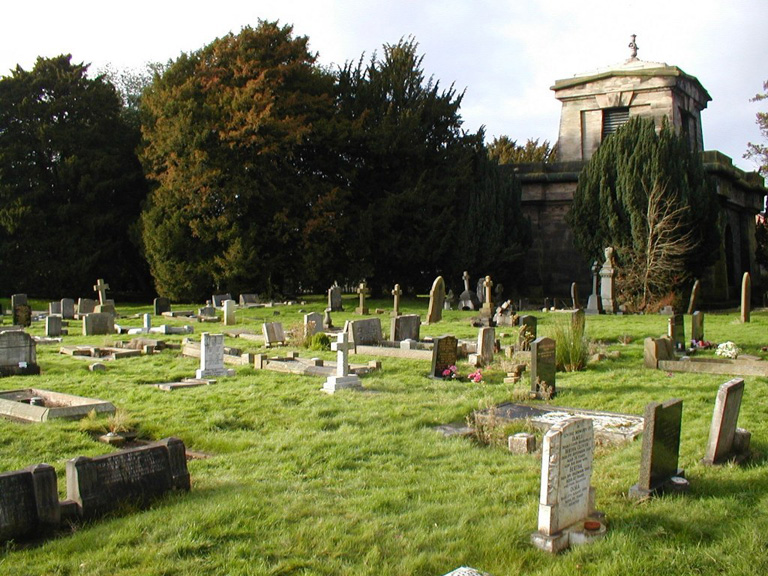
390,314,420,342
198,301,216,317
13,304,31,327
48,301,62,316
77,298,97,317
702,378,750,465
45,315,63,337
531,417,604,553
643,337,675,369
571,282,581,310
0,464,60,542
211,293,232,308
530,337,556,398
0,331,40,376
82,313,115,336
262,322,286,347
355,281,370,315
195,333,235,378
518,315,537,351
667,314,685,350
480,276,494,318
458,271,479,310
391,284,402,317
570,309,586,335
473,326,495,367
347,318,383,346
327,282,343,312
223,299,236,326
740,272,751,323
690,311,704,342
11,294,28,311
239,293,260,307
153,297,171,315
687,279,701,315
66,437,190,520
599,248,618,313
142,313,152,334
60,298,75,320
304,312,323,339
585,261,602,315
426,276,446,324
430,335,458,378
322,332,362,393
629,399,687,500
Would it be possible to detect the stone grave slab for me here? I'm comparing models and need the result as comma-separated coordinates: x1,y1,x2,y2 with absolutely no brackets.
153,297,171,315
61,298,75,319
656,356,768,378
702,378,750,465
644,337,675,368
152,378,214,391
212,293,232,308
530,337,556,399
347,318,383,346
195,333,235,378
390,314,420,342
149,324,194,335
0,464,60,543
629,399,687,500
182,339,251,366
239,293,260,307
66,437,189,519
262,322,286,347
48,301,62,315
0,388,115,422
254,352,379,377
352,341,433,361
0,331,40,376
82,313,115,336
76,298,96,318
162,310,195,318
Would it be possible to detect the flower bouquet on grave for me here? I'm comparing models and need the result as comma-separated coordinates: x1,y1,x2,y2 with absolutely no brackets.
691,339,714,350
468,369,484,384
442,365,459,380
715,341,741,359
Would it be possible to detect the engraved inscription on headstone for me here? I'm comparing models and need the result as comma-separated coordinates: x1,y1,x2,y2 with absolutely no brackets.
430,335,458,378
530,337,556,398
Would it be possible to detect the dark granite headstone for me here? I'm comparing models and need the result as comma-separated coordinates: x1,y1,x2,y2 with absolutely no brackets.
390,314,420,342
430,335,458,378
702,378,749,465
687,279,701,315
153,297,171,315
239,293,260,306
518,315,537,351
212,294,232,308
667,314,685,350
61,298,75,320
530,337,556,398
66,437,190,519
10,294,28,309
77,298,97,317
629,399,685,499
691,311,704,342
0,464,60,542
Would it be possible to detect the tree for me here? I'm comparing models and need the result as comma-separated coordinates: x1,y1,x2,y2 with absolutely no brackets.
139,21,336,300
745,80,768,177
567,116,720,311
487,136,556,164
0,55,149,297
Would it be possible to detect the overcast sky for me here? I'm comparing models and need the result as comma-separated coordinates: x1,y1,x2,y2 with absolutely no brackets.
2,0,766,172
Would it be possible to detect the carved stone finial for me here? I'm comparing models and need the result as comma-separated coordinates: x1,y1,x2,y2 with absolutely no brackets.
628,34,639,60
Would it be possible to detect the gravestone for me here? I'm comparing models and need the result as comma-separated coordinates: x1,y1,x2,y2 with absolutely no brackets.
391,284,402,317
45,315,63,337
212,293,232,308
13,304,31,327
480,276,494,317
327,282,343,312
691,311,704,342
223,299,236,326
643,337,675,369
585,261,602,314
48,301,62,316
322,332,362,393
531,417,604,553
702,378,750,465
390,314,420,342
239,293,260,307
355,281,370,315
426,276,446,324
599,248,618,313
153,297,171,315
11,294,28,309
530,337,556,399
571,282,581,310
304,312,323,339
347,318,383,346
262,322,286,347
629,399,687,500
430,335,458,378
66,437,190,520
77,298,96,317
93,278,110,305
61,298,75,320
82,313,115,336
740,272,751,323
458,271,479,310
518,315,537,351
667,314,685,350
0,388,114,421
0,332,39,376
198,301,216,317
0,464,60,542
195,333,235,378
687,279,701,315
472,326,495,367
142,313,152,333
445,289,456,310
323,309,333,330
570,309,586,335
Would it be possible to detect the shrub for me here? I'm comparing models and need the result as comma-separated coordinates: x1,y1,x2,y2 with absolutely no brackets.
310,332,331,351
549,314,589,372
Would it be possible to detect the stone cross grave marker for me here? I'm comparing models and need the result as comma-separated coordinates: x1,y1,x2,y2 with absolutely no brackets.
430,335,458,378
530,337,556,399
629,398,687,500
458,271,477,310
0,464,60,543
391,284,402,317
328,282,343,312
304,312,323,339
667,314,685,350
195,333,235,378
390,314,420,342
355,281,370,315
480,276,494,317
740,272,751,323
702,378,750,465
599,247,618,313
154,297,171,315
426,276,446,324
687,279,701,315
585,260,602,314
262,322,286,347
93,278,110,305
691,311,704,342
223,299,236,325
531,417,604,553
322,332,362,393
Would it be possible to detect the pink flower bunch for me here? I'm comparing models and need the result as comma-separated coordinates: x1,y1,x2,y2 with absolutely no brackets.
442,365,459,379
468,369,483,383
691,339,713,349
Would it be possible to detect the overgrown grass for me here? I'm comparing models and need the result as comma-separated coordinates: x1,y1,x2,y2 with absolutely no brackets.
1,297,768,575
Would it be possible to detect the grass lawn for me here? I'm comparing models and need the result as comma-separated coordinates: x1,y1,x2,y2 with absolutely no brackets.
2,296,768,575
